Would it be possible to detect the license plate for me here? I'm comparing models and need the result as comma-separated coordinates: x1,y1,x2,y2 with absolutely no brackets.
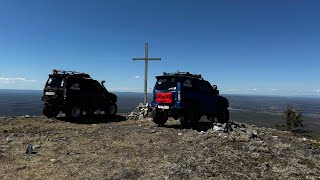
45,92,56,96
158,105,169,109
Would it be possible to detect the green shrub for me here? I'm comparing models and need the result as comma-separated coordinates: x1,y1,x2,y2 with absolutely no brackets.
283,106,303,130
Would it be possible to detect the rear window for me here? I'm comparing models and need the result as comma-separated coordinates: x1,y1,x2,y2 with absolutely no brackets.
155,77,177,90
46,77,64,88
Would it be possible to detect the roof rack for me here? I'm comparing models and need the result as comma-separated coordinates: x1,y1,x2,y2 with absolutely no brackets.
52,69,91,78
162,70,202,79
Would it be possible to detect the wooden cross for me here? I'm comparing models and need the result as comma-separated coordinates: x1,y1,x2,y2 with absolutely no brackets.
132,43,161,104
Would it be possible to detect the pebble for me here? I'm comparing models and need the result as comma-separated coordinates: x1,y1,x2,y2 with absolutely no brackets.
178,133,182,136
6,137,13,143
151,130,157,133
50,159,57,162
272,136,279,140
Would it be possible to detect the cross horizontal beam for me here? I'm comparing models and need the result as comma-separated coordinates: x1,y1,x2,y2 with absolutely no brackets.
132,58,161,60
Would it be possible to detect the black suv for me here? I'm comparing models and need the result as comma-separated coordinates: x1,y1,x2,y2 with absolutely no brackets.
42,69,117,120
150,71,229,127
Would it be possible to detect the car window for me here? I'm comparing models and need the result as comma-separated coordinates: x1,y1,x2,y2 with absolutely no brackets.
200,81,214,95
46,77,64,88
155,77,178,90
86,82,102,94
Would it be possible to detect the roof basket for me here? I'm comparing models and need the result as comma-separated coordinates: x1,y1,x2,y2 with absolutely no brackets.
52,69,91,78
163,71,202,79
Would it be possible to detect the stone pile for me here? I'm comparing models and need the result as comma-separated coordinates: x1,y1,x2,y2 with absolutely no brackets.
126,103,150,120
209,122,260,142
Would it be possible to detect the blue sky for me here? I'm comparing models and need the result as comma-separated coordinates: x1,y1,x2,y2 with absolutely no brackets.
0,0,319,96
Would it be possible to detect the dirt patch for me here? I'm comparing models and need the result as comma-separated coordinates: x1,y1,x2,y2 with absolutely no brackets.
0,115,319,179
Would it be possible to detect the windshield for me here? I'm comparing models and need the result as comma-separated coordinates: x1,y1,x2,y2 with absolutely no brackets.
46,76,64,88
155,77,177,90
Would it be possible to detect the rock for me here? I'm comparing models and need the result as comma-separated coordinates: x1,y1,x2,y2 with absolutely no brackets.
178,133,182,136
246,129,258,139
50,159,57,162
24,115,31,118
139,114,144,120
151,130,157,133
26,144,33,155
252,130,258,139
212,125,224,132
126,103,150,120
224,123,233,133
6,137,13,143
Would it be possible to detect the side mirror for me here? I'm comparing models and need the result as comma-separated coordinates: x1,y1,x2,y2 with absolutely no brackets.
211,90,219,95
101,80,106,88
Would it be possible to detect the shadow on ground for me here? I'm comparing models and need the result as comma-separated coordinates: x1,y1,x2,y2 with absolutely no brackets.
56,114,127,124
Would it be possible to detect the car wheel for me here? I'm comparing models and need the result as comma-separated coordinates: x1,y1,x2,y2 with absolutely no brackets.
152,108,168,126
43,104,59,118
217,108,229,123
106,103,117,116
66,105,83,120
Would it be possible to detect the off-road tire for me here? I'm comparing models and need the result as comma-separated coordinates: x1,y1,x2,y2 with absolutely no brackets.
43,104,59,118
66,105,83,120
217,108,229,123
105,102,117,117
152,108,168,126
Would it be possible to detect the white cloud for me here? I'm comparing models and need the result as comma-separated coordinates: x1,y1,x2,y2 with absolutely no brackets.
0,77,37,84
133,75,140,79
314,89,320,92
271,89,277,91
252,88,258,91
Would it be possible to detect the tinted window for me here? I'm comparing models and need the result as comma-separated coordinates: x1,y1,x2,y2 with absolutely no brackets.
199,81,211,94
86,82,101,94
46,77,64,88
155,77,177,90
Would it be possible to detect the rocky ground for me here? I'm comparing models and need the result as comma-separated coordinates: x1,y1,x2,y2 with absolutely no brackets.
0,115,320,180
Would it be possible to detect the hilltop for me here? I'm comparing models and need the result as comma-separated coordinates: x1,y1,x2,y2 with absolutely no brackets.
0,115,319,179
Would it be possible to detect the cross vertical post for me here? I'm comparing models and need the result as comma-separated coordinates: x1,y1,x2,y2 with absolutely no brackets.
132,43,161,104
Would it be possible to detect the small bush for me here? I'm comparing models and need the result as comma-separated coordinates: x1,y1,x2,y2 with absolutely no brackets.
283,106,303,130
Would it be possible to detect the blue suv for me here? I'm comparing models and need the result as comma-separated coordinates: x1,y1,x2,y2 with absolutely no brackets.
150,71,229,127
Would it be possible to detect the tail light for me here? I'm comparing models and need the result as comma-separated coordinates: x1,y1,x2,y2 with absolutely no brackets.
156,92,173,104
178,90,181,101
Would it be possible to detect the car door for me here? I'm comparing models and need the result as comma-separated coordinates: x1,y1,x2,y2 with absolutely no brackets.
86,81,106,108
200,81,216,114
